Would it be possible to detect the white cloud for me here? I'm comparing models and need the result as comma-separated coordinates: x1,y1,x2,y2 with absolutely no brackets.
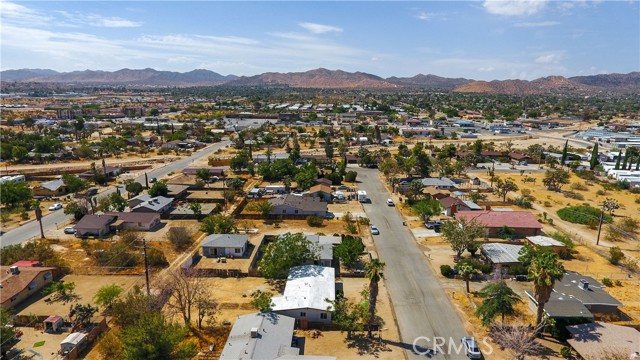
514,21,560,27
96,17,142,28
56,11,143,28
478,67,495,72
298,22,342,34
482,0,548,16
0,1,51,25
415,11,433,20
535,53,564,64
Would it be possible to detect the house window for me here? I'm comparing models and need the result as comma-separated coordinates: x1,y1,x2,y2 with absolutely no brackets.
294,210,299,214
10,296,17,302
28,281,37,290
320,313,328,320
300,312,306,317
282,210,286,214
43,272,52,280
234,248,241,254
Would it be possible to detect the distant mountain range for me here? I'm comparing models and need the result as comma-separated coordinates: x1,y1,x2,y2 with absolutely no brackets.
2,67,639,94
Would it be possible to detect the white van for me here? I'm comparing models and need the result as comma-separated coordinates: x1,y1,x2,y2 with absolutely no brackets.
386,199,394,206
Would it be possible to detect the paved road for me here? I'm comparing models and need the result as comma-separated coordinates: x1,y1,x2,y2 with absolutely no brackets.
355,167,469,360
0,140,231,248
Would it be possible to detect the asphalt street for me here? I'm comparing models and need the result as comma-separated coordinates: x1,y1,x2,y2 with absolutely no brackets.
355,167,469,360
0,140,231,248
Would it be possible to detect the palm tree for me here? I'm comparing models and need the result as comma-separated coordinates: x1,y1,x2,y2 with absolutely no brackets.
365,259,385,338
475,281,521,326
529,251,564,330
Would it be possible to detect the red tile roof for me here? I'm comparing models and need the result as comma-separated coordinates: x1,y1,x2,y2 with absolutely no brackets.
455,210,542,229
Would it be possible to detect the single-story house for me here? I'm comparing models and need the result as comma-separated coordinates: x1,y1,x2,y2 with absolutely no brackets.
166,184,190,199
316,178,333,187
304,234,342,267
105,212,161,231
33,179,68,197
455,210,542,238
1,265,55,309
421,187,451,199
566,322,639,360
306,184,333,203
201,234,249,257
437,196,481,216
525,271,624,321
268,194,328,217
75,214,117,237
182,167,225,177
220,312,329,360
272,265,336,324
420,177,458,190
128,194,173,213
60,332,87,355
525,236,568,254
78,165,121,179
480,243,524,274
509,152,532,163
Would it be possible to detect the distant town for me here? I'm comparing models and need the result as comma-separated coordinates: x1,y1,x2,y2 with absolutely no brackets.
1,80,639,360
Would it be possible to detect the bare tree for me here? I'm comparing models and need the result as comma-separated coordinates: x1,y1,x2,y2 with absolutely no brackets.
164,268,207,326
490,322,546,360
195,295,218,329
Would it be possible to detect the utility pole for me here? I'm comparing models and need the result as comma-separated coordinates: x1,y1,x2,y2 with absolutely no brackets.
596,203,605,246
142,237,151,296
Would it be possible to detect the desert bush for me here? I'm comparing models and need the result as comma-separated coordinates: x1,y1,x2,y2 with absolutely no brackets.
514,196,532,209
601,277,613,287
575,170,597,181
357,217,370,226
609,246,625,265
560,345,572,359
596,189,606,196
630,187,640,194
563,191,584,200
618,217,639,234
557,205,611,225
543,201,552,207
615,280,622,286
146,248,169,267
345,222,358,234
570,182,588,191
306,215,324,227
440,265,454,277
166,227,194,250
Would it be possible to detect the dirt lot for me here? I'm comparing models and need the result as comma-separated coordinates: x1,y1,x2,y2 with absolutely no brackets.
13,325,69,360
194,232,263,272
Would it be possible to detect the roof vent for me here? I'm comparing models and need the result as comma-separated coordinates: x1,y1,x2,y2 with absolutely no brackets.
9,266,19,275
250,327,258,338
580,279,589,290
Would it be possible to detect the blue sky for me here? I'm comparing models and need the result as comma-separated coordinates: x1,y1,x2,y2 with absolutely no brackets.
1,1,638,80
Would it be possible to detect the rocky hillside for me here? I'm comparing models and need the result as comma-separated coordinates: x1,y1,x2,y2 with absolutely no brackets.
226,68,399,89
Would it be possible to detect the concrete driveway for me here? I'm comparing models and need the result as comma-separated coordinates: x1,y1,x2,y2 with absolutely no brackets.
354,166,469,360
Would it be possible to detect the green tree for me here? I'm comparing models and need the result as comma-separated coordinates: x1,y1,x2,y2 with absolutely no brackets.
62,174,89,194
111,286,158,328
119,313,196,360
94,284,124,308
225,177,244,191
250,290,274,312
458,263,477,293
614,152,622,170
476,281,522,326
494,177,519,202
247,200,273,219
1,308,18,354
412,198,442,222
589,143,599,170
195,169,211,187
365,259,385,338
200,214,237,234
45,281,78,302
11,145,28,162
230,150,251,172
125,181,144,197
542,169,570,191
334,236,365,267
441,219,486,258
529,251,564,329
560,140,569,166
109,192,128,212
258,233,317,279
344,171,357,183
0,180,32,208
189,202,202,218
148,181,169,197
64,200,88,221
326,293,367,338
609,246,625,265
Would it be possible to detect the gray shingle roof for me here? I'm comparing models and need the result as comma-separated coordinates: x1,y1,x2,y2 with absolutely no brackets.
420,177,457,188
39,179,65,191
553,271,623,307
481,243,523,264
202,234,248,248
130,195,172,212
268,194,328,213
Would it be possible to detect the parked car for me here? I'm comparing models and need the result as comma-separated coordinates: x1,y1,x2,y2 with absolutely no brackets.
324,212,336,219
370,225,380,235
386,199,395,206
513,275,529,282
425,221,443,229
337,185,349,191
48,203,63,211
149,177,158,183
64,226,76,234
461,336,482,359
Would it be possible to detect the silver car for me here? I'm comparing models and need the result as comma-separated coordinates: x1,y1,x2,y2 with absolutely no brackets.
461,336,482,359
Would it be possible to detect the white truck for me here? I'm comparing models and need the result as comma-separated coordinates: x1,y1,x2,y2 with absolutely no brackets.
357,190,369,203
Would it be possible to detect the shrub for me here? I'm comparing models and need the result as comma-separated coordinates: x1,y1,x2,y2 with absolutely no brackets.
345,222,358,234
543,201,552,207
609,246,625,265
563,191,584,200
306,215,324,227
601,277,613,287
596,189,606,196
570,182,588,191
146,248,169,267
514,196,532,209
357,217,370,226
560,345,572,359
557,205,612,225
440,265,454,277
575,170,596,181
165,227,194,251
508,264,528,276
615,280,622,286
630,187,640,194
344,171,357,183
618,217,639,234
615,180,630,190
636,197,640,204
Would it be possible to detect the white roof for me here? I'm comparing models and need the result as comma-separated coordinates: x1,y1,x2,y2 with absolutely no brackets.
61,332,87,346
481,243,524,264
272,265,335,312
526,236,566,247
220,312,296,360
